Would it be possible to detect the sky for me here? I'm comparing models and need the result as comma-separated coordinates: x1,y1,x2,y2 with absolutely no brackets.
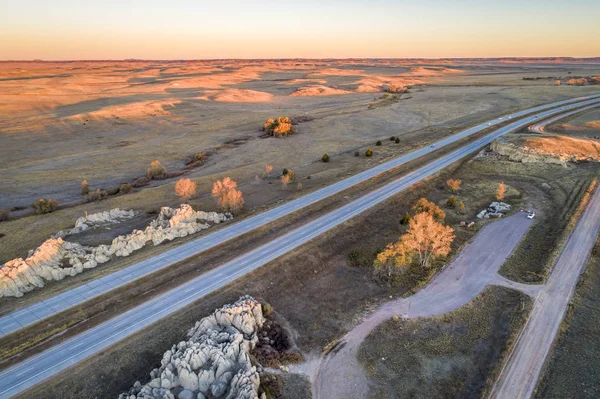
1,0,599,60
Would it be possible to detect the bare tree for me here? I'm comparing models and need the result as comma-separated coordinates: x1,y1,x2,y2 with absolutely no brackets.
175,178,197,202
497,182,506,201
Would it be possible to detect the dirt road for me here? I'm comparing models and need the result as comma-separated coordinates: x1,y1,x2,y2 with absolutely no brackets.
311,212,536,399
489,184,600,399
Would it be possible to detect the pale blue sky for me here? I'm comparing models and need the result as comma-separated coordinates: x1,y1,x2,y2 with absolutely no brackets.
1,0,598,59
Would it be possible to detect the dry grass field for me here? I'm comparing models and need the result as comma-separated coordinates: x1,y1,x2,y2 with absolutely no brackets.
1,59,600,263
2,59,600,398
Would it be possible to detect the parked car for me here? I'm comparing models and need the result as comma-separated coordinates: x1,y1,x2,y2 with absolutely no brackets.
527,212,535,219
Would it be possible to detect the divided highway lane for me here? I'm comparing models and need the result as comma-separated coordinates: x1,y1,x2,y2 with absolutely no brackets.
2,96,600,398
2,94,600,338
528,102,600,133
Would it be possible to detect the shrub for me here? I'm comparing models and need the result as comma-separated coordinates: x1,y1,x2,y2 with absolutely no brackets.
81,179,90,195
147,160,166,179
376,140,382,146
86,189,108,202
365,148,373,157
348,249,368,267
446,178,462,193
33,198,58,214
390,136,396,141
447,196,458,208
458,201,465,214
354,151,360,156
282,169,295,181
400,211,411,225
395,137,400,144
194,152,207,162
0,210,9,222
119,183,133,194
282,168,289,176
262,302,273,316
263,116,295,137
321,153,330,163
297,182,303,191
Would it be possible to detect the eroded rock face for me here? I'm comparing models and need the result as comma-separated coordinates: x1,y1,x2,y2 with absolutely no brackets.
119,296,266,399
0,205,232,298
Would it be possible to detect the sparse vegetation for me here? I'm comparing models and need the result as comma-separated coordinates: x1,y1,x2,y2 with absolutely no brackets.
359,287,532,399
32,198,58,214
175,178,197,202
263,117,295,137
119,183,133,194
321,153,330,163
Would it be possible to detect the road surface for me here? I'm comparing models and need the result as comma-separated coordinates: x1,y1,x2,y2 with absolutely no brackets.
312,212,537,399
489,184,600,399
1,97,600,398
528,103,600,133
2,94,599,339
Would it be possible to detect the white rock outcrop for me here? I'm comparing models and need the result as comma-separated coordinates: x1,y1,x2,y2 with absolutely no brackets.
477,201,511,219
54,208,137,238
0,205,231,298
119,296,266,399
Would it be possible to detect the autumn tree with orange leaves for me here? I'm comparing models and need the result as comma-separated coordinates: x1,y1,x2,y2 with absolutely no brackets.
497,182,506,201
412,198,445,221
446,178,462,193
376,212,455,269
175,178,196,202
212,177,244,213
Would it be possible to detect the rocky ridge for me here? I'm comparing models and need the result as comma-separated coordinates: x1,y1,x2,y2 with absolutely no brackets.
0,205,231,298
119,296,265,399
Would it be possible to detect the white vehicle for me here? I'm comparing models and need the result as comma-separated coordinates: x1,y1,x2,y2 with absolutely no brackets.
429,144,435,148
527,212,535,219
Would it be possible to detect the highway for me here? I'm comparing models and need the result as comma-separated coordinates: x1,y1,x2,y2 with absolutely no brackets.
1,96,600,398
490,183,600,399
528,103,600,133
2,94,600,339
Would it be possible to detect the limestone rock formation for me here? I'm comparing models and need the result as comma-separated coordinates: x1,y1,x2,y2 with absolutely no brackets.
119,296,266,399
477,201,511,219
54,208,137,238
0,205,231,298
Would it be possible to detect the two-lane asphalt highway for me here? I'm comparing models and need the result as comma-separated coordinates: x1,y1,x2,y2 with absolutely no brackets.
2,94,600,339
1,95,599,398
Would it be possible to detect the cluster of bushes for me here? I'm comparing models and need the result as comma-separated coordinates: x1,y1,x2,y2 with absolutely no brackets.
263,117,295,137
184,152,208,169
33,198,58,214
82,180,134,202
383,84,409,93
